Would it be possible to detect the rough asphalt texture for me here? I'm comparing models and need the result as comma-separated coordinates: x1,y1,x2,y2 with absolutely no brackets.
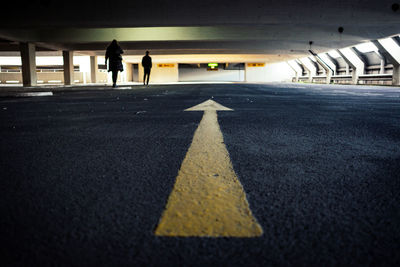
1,83,399,266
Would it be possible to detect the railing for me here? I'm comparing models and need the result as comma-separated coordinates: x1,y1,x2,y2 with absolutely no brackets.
358,74,392,85
294,74,393,85
331,75,353,84
358,74,392,81
298,76,310,82
0,71,109,84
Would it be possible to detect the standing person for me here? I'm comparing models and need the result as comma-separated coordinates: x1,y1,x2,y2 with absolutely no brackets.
142,51,152,86
105,39,124,88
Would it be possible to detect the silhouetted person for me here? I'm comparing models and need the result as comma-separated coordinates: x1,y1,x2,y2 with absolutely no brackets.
142,51,152,85
105,40,124,88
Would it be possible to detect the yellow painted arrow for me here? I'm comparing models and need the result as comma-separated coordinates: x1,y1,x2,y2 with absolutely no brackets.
155,99,263,237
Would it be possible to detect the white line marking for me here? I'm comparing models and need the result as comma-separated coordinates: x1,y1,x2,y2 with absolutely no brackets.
16,92,53,97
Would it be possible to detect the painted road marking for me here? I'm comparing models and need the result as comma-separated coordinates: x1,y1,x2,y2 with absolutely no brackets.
16,92,53,97
155,99,263,237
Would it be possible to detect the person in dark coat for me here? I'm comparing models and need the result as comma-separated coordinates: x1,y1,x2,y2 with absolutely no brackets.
142,51,152,85
105,39,124,88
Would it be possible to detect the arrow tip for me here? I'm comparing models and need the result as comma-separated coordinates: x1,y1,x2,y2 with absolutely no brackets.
185,99,233,111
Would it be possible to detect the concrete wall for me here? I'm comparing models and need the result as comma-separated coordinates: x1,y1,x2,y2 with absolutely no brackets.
138,63,178,83
97,71,108,83
0,72,21,84
245,63,267,82
244,62,297,82
264,62,296,82
0,62,299,84
179,66,244,82
0,71,108,84
125,63,133,82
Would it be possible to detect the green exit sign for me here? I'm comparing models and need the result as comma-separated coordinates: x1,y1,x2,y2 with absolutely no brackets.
208,63,218,69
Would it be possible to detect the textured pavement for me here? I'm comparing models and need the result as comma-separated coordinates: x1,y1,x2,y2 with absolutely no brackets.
1,83,400,266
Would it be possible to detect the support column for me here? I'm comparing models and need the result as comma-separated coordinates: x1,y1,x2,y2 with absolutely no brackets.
310,51,333,84
372,38,400,85
287,60,302,82
308,57,320,75
324,53,338,75
295,60,309,82
125,62,133,82
393,65,400,86
20,42,37,87
375,51,386,74
337,48,364,84
63,51,74,85
90,56,98,83
299,58,316,82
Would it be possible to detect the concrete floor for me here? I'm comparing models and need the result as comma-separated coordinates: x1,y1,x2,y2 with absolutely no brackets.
1,83,399,266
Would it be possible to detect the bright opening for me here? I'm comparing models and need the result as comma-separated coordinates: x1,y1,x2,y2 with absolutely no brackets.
354,42,378,53
328,50,341,58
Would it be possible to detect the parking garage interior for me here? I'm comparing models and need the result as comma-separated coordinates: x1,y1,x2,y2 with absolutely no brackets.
0,1,400,266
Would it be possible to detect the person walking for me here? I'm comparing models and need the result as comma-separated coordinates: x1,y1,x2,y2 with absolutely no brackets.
105,39,124,88
142,51,152,86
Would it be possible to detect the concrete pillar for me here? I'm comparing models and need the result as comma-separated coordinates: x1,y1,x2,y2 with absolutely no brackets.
337,48,364,84
372,38,400,85
352,48,368,67
375,51,386,74
299,58,316,82
63,51,74,85
345,63,350,75
380,60,386,74
393,65,400,86
121,62,127,83
90,56,98,83
20,42,37,87
125,62,133,82
308,57,320,74
287,60,302,82
312,54,333,84
322,53,337,75
295,60,309,81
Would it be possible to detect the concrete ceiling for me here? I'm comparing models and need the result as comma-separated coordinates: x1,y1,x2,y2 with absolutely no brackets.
0,0,399,62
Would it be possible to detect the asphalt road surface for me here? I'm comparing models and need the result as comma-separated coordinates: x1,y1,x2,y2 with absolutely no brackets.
1,83,400,266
